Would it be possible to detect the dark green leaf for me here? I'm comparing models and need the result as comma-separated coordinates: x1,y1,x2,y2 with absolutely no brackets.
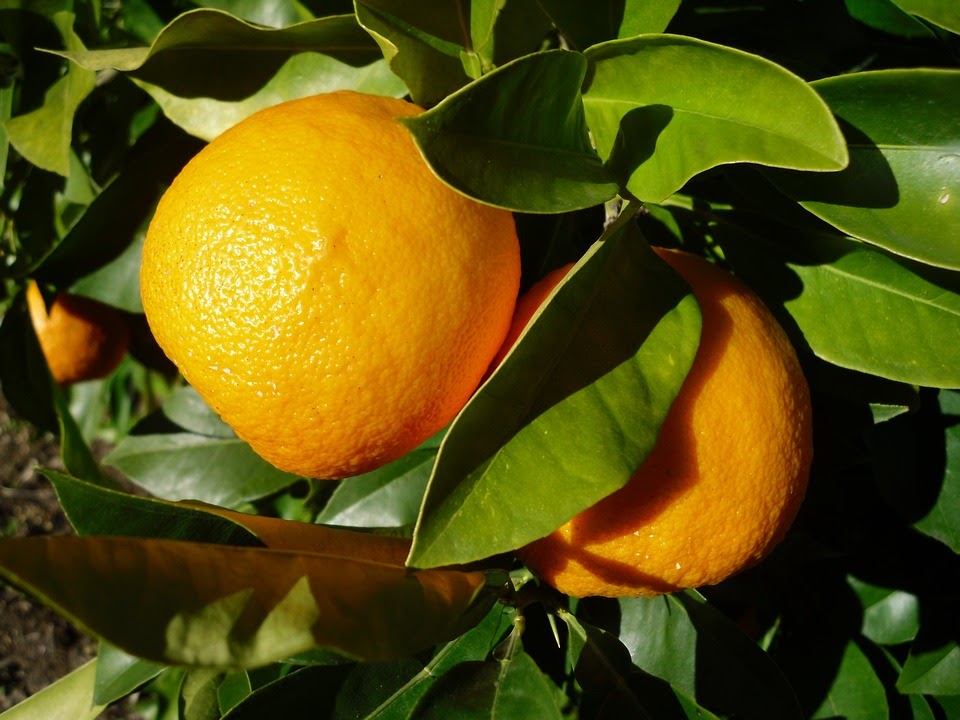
68,233,146,313
845,0,935,37
768,70,960,270
812,640,889,720
198,0,310,28
899,640,960,695
104,431,301,508
0,536,490,666
354,0,472,106
912,390,960,551
43,469,262,545
400,49,618,213
537,0,681,49
409,213,700,569
582,34,848,203
849,578,921,646
718,220,960,388
217,671,253,715
0,294,57,432
93,643,165,707
611,593,803,720
889,0,960,32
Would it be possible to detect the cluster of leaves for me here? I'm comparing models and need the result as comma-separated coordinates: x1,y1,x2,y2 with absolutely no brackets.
0,0,959,718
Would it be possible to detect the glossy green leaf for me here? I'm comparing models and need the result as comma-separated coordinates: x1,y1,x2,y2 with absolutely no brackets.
0,659,104,720
104,431,302,508
217,671,253,715
50,366,116,488
409,648,564,720
43,469,261,545
400,49,618,213
890,0,960,32
0,536,490,666
468,0,552,73
315,431,443,528
162,385,235,439
582,34,848,203
812,640,889,720
408,214,701,569
354,0,472,106
718,221,960,388
561,611,713,719
94,643,165,707
913,390,960,551
68,233,146,313
899,640,960,695
850,578,921,646
611,592,803,720
2,12,94,176
537,0,681,49
135,53,407,142
55,9,380,100
199,0,310,28
768,70,960,270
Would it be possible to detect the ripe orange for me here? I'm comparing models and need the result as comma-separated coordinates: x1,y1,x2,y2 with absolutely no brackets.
26,282,130,385
141,91,521,480
516,248,813,598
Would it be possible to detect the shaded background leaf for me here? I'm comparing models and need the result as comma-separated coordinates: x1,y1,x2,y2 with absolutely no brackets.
537,0,682,50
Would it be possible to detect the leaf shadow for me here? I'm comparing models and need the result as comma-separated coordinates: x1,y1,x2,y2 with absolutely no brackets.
605,104,675,186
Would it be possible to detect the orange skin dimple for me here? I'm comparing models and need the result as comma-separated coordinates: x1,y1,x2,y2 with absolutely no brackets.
513,249,813,598
141,91,521,480
27,282,130,386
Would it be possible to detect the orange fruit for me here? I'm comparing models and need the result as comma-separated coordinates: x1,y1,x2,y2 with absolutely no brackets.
516,248,813,598
26,282,130,385
141,91,521,480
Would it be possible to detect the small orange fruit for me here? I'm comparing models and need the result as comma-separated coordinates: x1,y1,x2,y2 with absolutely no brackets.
516,248,813,598
141,91,521,480
26,282,130,385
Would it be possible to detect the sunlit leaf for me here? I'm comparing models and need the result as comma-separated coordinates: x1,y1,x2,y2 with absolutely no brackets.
401,49,618,213
849,578,921,646
0,659,104,720
768,70,960,270
3,12,94,176
899,640,960,695
54,9,381,100
718,220,960,388
409,212,700,568
162,385,235,439
105,431,301,508
94,643,165,707
889,0,960,32
582,34,848,203
0,536,491,666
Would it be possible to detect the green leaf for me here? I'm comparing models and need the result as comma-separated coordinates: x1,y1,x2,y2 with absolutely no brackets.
135,53,407,142
94,643,165,707
0,536,491,666
536,0,682,49
55,9,380,99
767,70,960,270
199,0,310,28
2,12,95,176
899,640,960,695
315,445,437,528
162,385,236,439
409,648,564,720
849,578,921,646
354,0,472,106
582,34,848,203
912,390,960,551
812,640,889,720
104,431,302,508
561,611,714,719
844,0,935,37
468,0,552,73
610,593,803,720
43,469,262,545
408,214,701,569
400,49,618,213
889,0,960,32
717,220,960,389
0,294,57,432
0,659,104,720
217,671,253,715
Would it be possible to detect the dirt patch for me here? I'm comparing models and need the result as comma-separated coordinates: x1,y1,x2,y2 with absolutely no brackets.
0,392,143,717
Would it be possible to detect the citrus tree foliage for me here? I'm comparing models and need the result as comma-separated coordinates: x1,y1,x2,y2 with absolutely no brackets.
1,1,959,718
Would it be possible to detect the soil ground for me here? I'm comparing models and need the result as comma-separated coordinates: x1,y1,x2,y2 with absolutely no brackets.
0,391,143,718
